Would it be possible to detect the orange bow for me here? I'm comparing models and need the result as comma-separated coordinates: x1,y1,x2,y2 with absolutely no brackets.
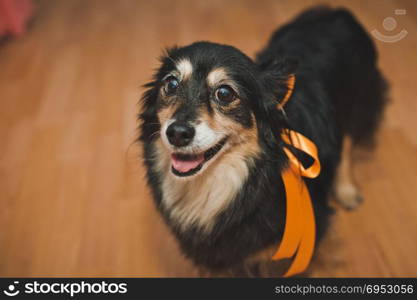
271,75,321,277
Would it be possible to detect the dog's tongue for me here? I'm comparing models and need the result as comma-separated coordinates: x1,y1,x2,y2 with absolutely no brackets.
171,153,204,173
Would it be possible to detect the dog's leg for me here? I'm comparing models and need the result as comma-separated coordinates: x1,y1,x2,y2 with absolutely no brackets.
334,137,363,209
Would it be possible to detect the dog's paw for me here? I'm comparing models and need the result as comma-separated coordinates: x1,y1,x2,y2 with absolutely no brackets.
334,184,363,210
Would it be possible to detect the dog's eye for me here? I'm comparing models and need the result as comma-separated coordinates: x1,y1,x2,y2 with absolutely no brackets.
164,76,179,95
215,86,235,103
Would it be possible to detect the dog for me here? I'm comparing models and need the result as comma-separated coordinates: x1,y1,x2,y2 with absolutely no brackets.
139,6,388,277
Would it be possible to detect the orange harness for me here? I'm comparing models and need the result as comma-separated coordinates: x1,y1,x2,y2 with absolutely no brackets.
271,75,321,277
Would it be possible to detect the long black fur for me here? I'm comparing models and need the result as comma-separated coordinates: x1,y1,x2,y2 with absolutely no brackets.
139,7,388,275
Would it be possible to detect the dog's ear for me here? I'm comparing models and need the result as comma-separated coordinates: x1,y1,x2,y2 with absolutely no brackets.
260,57,298,109
255,57,298,149
138,80,160,142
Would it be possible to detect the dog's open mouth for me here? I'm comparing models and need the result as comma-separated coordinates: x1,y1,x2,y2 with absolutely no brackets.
171,138,228,177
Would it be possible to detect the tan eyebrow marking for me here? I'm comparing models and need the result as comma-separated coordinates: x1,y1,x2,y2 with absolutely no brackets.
207,67,229,87
207,67,240,94
176,58,193,80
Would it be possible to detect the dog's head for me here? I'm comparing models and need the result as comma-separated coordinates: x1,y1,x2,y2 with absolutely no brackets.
140,42,293,180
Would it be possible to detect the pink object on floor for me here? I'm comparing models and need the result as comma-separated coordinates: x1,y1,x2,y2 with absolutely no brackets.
0,0,35,37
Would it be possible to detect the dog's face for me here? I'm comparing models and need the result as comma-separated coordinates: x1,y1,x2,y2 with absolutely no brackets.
140,42,292,230
143,42,271,179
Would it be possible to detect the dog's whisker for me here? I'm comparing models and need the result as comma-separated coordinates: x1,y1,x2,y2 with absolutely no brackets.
149,130,161,139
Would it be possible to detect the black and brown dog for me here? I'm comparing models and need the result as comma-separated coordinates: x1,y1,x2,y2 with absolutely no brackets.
139,6,388,276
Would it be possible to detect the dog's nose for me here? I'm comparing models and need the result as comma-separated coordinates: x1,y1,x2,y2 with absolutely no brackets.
166,122,195,147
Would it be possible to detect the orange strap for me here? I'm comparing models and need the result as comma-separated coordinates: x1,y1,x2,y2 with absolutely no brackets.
271,76,321,277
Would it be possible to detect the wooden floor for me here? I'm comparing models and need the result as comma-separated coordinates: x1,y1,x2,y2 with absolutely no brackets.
0,0,416,277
